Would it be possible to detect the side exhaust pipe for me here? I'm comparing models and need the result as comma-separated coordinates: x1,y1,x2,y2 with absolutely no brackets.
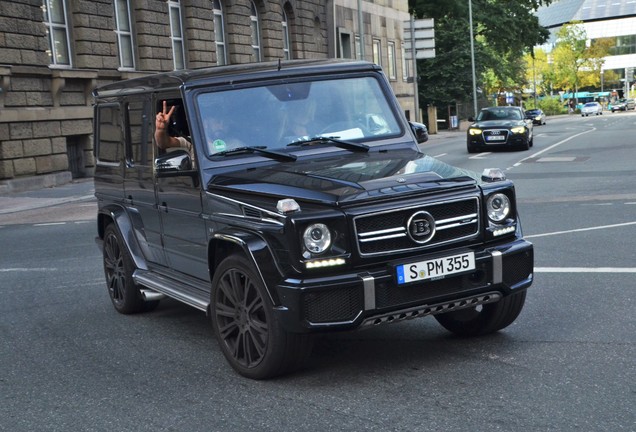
141,289,166,302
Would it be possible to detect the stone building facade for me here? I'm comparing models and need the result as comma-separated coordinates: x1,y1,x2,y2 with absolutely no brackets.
0,0,412,191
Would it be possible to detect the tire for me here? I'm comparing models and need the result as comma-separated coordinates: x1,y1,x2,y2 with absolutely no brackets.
103,224,158,314
434,290,527,337
211,255,313,379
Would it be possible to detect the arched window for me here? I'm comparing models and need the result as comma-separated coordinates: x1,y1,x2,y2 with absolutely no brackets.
212,0,227,65
250,1,262,62
42,0,72,66
282,9,291,60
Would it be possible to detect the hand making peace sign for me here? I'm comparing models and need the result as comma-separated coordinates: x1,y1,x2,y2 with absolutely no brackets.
156,100,175,131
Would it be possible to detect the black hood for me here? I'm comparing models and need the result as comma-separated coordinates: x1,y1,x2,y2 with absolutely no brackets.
207,149,480,206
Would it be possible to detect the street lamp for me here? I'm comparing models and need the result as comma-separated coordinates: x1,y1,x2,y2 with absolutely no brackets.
468,0,478,117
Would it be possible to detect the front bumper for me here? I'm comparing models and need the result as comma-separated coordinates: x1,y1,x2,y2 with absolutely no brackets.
274,238,533,333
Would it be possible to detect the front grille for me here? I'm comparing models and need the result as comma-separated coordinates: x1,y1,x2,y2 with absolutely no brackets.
483,129,509,143
302,286,363,323
354,197,480,256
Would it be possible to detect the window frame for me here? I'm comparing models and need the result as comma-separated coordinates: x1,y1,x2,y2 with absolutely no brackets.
372,39,381,66
212,0,227,66
250,1,262,62
42,0,73,67
114,0,136,70
282,10,291,60
168,0,186,70
387,41,397,80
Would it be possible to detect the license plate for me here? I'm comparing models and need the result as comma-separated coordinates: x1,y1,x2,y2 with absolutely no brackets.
486,135,505,141
396,252,475,285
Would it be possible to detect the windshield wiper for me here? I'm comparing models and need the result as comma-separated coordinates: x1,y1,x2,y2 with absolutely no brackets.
287,136,369,152
214,146,297,161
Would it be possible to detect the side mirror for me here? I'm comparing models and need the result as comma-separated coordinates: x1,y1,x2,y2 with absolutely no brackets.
468,116,475,122
155,149,194,176
409,121,429,144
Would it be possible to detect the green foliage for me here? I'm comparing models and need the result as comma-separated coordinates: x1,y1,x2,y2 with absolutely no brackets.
537,97,567,115
408,0,553,107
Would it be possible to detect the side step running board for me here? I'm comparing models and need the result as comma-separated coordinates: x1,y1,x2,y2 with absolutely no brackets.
133,270,210,312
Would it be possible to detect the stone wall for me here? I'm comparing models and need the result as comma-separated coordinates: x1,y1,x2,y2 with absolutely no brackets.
0,0,412,187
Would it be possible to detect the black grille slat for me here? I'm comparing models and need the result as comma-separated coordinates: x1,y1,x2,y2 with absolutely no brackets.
354,197,480,256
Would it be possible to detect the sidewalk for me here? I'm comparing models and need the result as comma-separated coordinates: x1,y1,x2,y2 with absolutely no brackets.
0,176,95,215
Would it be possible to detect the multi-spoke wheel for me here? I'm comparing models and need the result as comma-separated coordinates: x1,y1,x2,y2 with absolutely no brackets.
434,290,527,337
211,255,312,379
103,224,157,314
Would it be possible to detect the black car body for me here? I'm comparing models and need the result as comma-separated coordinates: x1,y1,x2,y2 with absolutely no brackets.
467,106,533,153
93,60,534,379
524,108,546,125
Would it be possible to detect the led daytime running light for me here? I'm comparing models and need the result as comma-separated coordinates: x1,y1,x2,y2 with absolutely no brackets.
305,258,346,269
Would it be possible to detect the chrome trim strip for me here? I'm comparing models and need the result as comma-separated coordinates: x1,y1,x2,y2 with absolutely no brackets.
205,191,286,225
133,272,208,311
359,232,406,242
358,226,405,238
491,250,503,285
361,275,376,310
436,213,478,225
435,218,478,231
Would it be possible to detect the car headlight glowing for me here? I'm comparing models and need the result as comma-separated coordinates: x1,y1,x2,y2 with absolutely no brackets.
303,223,332,254
468,128,482,135
486,193,511,222
511,126,526,134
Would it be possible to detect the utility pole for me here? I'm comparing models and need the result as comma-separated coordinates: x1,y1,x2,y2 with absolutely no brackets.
468,0,478,117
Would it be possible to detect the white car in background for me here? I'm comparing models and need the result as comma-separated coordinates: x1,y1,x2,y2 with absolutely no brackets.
581,101,603,116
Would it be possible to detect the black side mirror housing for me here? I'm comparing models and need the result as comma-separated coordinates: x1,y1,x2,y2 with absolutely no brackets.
409,121,429,144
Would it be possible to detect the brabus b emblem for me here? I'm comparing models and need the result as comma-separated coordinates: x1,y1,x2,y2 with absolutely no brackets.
406,211,436,244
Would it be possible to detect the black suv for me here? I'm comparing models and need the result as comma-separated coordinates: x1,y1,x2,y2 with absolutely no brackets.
93,60,533,379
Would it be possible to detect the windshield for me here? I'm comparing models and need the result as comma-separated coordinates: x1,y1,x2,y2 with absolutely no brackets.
195,76,402,157
476,108,522,121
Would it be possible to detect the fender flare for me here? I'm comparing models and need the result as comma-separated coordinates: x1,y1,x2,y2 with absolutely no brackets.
97,205,149,271
211,230,285,306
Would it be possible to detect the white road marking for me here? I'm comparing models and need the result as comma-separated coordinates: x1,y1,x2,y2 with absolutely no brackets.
511,127,596,169
0,268,57,272
525,221,636,239
535,267,636,273
33,222,66,226
469,152,492,159
433,153,447,158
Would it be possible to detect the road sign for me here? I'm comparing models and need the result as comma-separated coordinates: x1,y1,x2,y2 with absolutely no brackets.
404,18,435,60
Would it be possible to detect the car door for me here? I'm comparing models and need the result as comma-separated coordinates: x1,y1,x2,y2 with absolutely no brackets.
123,97,168,267
153,95,210,283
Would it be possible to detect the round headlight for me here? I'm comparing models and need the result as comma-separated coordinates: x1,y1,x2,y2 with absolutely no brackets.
303,223,332,254
486,193,511,222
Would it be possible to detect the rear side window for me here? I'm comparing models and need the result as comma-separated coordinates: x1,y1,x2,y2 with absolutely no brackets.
126,100,153,166
96,104,123,165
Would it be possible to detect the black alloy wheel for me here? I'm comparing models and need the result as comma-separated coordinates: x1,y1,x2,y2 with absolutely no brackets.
211,255,312,379
103,224,157,314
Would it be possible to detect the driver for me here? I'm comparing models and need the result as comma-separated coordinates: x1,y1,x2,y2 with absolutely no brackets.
154,101,193,154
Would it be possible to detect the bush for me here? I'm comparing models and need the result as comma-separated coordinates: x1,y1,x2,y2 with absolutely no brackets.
538,97,567,116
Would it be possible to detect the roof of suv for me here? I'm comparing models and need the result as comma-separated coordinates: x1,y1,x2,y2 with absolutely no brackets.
93,59,381,99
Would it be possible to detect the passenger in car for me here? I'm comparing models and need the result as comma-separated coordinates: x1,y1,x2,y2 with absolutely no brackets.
155,100,193,154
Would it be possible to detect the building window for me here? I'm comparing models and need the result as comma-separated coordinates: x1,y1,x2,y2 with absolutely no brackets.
282,10,291,60
250,1,262,61
355,35,361,59
212,0,227,65
114,0,135,69
373,39,381,66
42,0,72,66
168,1,186,70
387,41,396,79
402,42,410,80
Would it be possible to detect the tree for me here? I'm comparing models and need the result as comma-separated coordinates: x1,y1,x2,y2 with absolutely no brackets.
551,21,611,100
409,0,552,109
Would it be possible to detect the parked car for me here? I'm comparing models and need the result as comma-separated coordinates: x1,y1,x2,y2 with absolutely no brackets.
93,60,534,379
524,108,546,125
467,106,534,153
581,101,603,116
610,98,635,112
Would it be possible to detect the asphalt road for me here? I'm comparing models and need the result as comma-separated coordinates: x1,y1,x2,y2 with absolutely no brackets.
1,111,634,431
